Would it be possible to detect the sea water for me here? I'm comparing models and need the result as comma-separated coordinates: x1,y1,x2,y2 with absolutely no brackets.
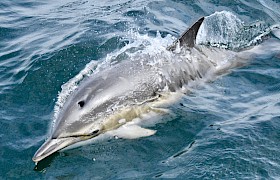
1,0,280,179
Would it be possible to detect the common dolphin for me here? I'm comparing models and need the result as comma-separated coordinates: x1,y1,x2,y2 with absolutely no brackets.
32,15,279,163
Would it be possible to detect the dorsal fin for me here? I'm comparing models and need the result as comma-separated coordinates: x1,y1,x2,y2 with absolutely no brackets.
167,17,204,51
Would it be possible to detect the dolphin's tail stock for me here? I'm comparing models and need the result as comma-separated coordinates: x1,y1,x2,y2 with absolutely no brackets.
167,17,204,51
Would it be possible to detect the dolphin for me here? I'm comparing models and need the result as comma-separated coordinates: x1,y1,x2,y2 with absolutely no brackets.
32,15,279,163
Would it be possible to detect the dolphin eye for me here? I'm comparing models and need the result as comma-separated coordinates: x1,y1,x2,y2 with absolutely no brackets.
78,101,85,108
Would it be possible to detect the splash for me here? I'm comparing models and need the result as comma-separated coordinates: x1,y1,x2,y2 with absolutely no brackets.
197,11,278,50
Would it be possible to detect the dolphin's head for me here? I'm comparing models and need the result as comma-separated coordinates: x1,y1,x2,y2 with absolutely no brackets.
32,80,110,163
32,65,142,163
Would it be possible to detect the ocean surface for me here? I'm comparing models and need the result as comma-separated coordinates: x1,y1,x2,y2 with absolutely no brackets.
1,0,280,179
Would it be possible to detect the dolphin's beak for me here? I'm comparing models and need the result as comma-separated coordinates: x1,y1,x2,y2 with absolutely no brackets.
32,137,82,163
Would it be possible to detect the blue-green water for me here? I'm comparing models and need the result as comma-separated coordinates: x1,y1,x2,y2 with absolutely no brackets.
1,0,280,179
